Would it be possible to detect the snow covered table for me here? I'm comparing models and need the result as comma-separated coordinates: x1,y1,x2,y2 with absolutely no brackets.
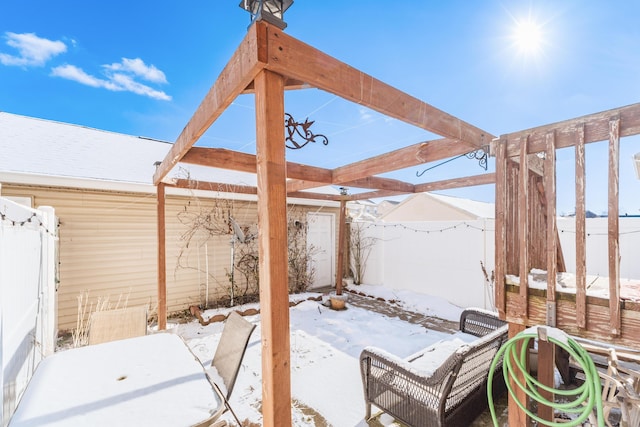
8,333,223,427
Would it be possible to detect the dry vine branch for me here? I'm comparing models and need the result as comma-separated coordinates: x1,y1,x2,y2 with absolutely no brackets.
349,221,377,285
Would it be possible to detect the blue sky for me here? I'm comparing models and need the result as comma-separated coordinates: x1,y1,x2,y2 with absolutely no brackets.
1,1,639,215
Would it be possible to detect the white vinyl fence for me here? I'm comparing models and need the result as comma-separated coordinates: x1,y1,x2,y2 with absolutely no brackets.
1,197,57,426
557,217,640,281
359,217,640,311
359,220,496,311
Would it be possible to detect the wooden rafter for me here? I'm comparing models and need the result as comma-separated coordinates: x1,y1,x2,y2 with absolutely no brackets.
331,138,475,184
415,173,495,192
261,26,493,148
501,102,640,156
153,23,267,184
171,179,258,195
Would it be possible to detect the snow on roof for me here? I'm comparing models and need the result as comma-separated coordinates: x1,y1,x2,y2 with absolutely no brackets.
379,192,495,221
428,192,495,219
0,112,339,200
0,111,170,185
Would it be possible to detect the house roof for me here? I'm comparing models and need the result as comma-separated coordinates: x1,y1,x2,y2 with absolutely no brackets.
0,111,171,186
0,112,340,202
378,192,495,221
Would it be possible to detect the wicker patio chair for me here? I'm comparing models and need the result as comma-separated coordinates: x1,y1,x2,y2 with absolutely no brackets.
360,308,508,427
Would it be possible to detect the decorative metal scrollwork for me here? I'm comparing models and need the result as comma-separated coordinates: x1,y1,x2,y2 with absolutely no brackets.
416,145,489,177
465,146,488,170
284,113,329,150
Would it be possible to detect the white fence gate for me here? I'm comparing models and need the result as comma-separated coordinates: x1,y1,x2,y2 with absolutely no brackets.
1,197,57,426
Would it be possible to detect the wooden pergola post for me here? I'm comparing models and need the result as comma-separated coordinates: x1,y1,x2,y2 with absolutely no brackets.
335,196,347,295
254,69,292,427
157,182,167,330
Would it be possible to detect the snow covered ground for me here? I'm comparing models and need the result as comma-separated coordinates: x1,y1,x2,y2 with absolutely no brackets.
171,284,467,426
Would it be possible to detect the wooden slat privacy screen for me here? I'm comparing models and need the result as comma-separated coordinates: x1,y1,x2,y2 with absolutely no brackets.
493,104,640,346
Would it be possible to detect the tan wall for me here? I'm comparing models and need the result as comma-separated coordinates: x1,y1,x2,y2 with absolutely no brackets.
1,184,337,330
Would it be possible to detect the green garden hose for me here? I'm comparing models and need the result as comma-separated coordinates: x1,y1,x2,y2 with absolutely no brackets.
487,326,604,426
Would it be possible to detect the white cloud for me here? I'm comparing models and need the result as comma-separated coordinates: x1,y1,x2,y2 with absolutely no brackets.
2,31,171,101
104,58,168,84
0,32,66,67
51,64,109,88
51,63,171,101
109,73,171,100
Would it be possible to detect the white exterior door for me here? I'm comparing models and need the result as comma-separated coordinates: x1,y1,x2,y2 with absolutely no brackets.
306,213,335,289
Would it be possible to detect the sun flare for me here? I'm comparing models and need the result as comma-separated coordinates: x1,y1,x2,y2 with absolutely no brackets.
511,18,544,57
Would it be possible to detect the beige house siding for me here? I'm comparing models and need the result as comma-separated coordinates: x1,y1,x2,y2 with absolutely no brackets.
2,184,338,330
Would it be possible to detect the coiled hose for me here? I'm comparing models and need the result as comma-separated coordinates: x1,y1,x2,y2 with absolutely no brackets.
487,326,604,426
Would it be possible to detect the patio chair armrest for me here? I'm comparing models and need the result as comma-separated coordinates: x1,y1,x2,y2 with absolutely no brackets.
360,346,460,426
460,308,507,338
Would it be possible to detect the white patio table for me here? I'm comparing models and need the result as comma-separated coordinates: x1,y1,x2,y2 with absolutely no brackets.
9,333,223,427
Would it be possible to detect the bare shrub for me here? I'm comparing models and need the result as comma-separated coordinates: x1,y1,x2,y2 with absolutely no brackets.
349,222,377,285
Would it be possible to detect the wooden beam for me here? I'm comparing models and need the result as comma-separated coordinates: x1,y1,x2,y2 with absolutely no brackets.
414,173,495,193
153,23,266,184
340,176,415,193
288,173,417,194
286,162,333,183
172,179,258,195
182,147,333,183
332,138,470,184
286,191,340,201
502,102,640,157
544,132,557,328
242,77,311,93
182,147,257,173
508,322,529,427
286,179,326,193
262,23,494,147
254,69,291,427
518,136,530,320
575,125,587,329
157,183,167,330
510,152,545,177
335,198,347,295
608,117,621,336
348,189,407,201
495,139,507,317
537,338,556,422
171,178,341,201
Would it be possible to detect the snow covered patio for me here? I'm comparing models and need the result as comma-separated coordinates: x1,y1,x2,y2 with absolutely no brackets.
169,285,506,426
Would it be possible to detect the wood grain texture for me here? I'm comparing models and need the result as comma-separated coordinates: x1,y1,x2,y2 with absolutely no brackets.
608,118,621,335
505,289,640,348
263,24,494,147
575,125,587,329
153,23,265,184
518,136,530,319
414,173,495,193
254,69,292,427
544,132,557,324
157,183,167,330
507,322,529,427
502,102,640,157
494,139,507,316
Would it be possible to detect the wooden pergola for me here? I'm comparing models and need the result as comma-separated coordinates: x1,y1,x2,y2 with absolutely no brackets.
154,20,639,426
154,21,494,426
